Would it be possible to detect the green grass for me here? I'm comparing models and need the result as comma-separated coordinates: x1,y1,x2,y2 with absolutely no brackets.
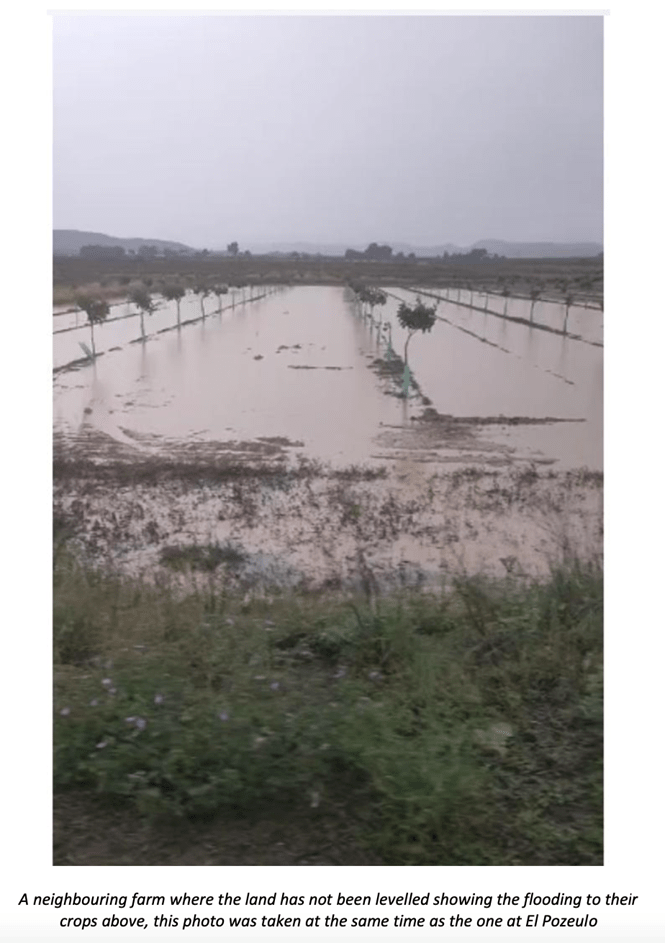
54,550,602,865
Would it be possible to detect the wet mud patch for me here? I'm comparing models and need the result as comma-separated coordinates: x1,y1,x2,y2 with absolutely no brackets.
54,453,602,595
287,364,352,371
368,355,424,400
414,406,585,426
160,541,248,573
371,407,587,468
258,436,305,448
287,364,351,371
54,426,305,470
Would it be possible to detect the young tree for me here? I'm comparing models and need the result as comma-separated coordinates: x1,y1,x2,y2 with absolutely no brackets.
382,321,395,358
162,283,186,327
348,281,364,314
396,297,437,395
227,280,241,308
212,285,229,314
563,293,574,335
129,287,155,340
357,286,387,324
367,287,387,325
502,286,511,316
529,288,541,323
193,284,211,319
75,295,110,359
213,283,229,312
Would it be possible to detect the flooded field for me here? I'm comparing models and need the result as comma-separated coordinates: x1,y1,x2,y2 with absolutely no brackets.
54,285,602,591
54,284,602,469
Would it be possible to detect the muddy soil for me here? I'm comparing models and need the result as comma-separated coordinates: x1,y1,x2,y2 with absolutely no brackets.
54,422,602,595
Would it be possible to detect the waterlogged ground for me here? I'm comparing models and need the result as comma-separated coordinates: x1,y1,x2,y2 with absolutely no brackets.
54,464,602,593
54,285,602,468
53,285,603,866
54,285,602,589
55,288,405,466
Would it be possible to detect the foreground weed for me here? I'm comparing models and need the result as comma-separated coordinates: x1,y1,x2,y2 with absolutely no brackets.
54,552,602,864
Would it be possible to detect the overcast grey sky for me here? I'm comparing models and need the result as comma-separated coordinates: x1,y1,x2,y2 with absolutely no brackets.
53,14,603,249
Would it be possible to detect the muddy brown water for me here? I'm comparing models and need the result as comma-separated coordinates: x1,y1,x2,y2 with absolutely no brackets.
53,285,601,471
54,286,602,588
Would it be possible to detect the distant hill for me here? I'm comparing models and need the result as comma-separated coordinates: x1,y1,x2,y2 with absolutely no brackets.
248,239,603,259
54,229,194,256
54,230,603,260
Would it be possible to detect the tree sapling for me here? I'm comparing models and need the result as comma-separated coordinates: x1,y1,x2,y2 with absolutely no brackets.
396,297,437,395
129,287,155,340
75,296,110,359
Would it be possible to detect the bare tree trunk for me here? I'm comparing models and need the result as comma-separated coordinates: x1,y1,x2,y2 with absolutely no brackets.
402,331,416,397
404,330,415,366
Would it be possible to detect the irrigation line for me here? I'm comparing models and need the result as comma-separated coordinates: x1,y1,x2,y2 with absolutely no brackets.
53,291,272,375
403,287,603,348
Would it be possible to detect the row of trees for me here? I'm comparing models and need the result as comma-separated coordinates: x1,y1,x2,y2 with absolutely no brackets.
75,279,271,358
431,283,579,332
344,245,506,264
348,283,437,395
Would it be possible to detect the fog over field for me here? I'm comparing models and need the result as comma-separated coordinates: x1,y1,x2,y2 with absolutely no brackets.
53,14,603,249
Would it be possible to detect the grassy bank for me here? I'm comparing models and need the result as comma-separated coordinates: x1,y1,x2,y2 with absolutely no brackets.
54,549,602,865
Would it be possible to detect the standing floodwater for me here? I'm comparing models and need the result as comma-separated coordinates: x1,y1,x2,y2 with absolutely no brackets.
54,285,601,470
